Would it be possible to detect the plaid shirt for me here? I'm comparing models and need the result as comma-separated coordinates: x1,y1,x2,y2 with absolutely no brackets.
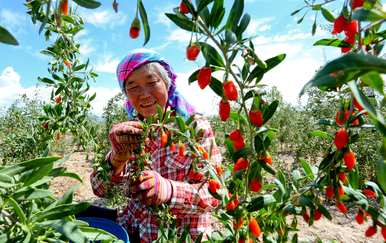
90,115,222,242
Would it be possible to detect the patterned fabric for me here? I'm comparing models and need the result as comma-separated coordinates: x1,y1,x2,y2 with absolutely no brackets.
116,49,196,120
90,115,222,242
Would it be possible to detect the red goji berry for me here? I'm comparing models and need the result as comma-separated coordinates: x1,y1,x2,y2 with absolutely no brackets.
249,217,261,238
249,109,263,127
249,178,262,192
219,99,230,121
334,128,349,150
336,202,348,214
223,80,238,101
326,185,334,199
355,211,364,224
197,67,212,89
179,1,190,14
343,149,356,171
365,226,377,237
208,179,220,194
314,209,322,221
234,157,249,172
186,44,200,61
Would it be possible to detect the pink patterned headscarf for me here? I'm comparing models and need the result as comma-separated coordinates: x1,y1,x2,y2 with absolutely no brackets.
116,49,196,120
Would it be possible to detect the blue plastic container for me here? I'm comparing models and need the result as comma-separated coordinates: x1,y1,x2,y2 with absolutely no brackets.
77,217,130,243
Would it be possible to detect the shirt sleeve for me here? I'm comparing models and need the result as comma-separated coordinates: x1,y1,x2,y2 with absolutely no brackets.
90,151,131,198
168,116,222,214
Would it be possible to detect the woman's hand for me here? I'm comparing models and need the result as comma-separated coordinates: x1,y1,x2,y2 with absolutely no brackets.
131,170,172,205
108,121,143,172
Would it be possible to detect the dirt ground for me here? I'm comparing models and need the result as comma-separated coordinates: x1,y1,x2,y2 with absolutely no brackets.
49,152,384,243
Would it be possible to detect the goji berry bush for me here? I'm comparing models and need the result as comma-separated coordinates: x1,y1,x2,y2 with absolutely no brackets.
0,0,385,242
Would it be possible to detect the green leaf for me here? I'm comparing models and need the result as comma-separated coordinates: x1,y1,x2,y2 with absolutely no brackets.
317,204,332,220
263,100,279,124
225,0,244,31
299,195,313,207
291,8,303,16
138,0,151,46
235,13,250,39
319,152,335,171
225,29,237,44
246,195,276,212
199,42,225,67
165,13,197,32
313,38,351,48
247,54,286,83
353,8,386,22
13,188,53,201
49,167,82,182
347,81,377,116
209,0,225,28
7,197,27,224
360,71,384,95
0,25,18,45
176,116,187,133
72,0,101,9
0,173,14,188
0,157,60,176
348,166,360,189
254,134,264,153
311,19,317,36
299,158,315,180
39,77,56,85
376,158,386,194
300,53,386,96
22,162,53,186
260,161,276,175
36,219,87,243
209,77,224,97
32,202,90,222
309,130,333,140
321,7,335,22
79,225,118,241
197,0,214,13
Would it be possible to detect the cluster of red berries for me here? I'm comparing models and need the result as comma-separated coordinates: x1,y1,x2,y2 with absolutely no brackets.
218,80,239,122
332,14,359,53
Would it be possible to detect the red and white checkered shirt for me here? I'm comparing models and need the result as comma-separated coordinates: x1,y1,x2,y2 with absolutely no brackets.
90,115,222,242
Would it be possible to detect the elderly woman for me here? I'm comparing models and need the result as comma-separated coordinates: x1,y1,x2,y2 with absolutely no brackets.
89,49,222,242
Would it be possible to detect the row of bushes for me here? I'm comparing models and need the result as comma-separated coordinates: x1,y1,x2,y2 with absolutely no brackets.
0,88,380,184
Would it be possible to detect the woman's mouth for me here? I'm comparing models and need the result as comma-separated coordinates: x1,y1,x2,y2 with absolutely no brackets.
140,101,157,108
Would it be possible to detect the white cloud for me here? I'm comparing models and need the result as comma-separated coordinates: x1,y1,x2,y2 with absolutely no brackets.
88,87,121,115
79,39,95,56
0,9,25,30
175,72,219,116
246,41,327,104
81,10,127,28
0,67,122,116
166,29,191,43
245,17,275,36
0,66,50,108
94,55,120,74
155,4,176,27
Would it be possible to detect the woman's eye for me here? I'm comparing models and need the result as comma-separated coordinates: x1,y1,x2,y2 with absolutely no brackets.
128,86,139,91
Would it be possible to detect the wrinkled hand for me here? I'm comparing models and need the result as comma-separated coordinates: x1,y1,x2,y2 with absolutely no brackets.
108,121,143,168
131,170,172,205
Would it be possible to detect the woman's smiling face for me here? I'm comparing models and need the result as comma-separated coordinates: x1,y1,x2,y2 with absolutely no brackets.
124,64,169,118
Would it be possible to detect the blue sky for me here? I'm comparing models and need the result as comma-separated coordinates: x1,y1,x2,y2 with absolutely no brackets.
0,0,364,115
